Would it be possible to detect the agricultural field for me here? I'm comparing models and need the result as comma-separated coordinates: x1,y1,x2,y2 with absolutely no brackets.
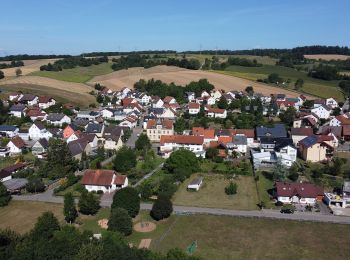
89,65,312,98
0,201,64,234
31,62,113,83
217,64,343,100
172,174,259,210
1,59,61,77
0,78,96,107
304,54,350,61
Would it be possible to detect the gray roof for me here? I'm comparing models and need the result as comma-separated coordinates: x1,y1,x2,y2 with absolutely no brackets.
47,113,65,121
68,139,88,156
256,124,287,138
343,181,350,193
149,108,164,115
86,123,104,133
9,104,26,112
3,178,28,191
189,177,203,186
37,138,49,149
232,135,247,145
0,125,18,132
19,94,36,101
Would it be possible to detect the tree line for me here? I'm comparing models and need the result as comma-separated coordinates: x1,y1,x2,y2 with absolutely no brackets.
0,60,24,69
0,54,71,61
134,78,214,102
40,56,109,71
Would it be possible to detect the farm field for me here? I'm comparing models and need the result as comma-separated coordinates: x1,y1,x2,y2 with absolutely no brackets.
218,64,343,100
1,59,60,77
0,80,95,107
31,63,113,83
172,174,259,210
304,54,350,61
0,201,64,234
89,65,312,98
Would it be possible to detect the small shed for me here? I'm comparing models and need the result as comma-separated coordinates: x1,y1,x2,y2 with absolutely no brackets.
187,177,203,191
3,178,28,194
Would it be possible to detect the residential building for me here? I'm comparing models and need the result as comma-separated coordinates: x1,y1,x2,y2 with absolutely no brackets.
28,121,53,140
256,124,287,140
146,119,174,142
46,113,71,126
311,104,331,120
160,135,205,158
206,107,227,119
38,96,56,109
8,104,26,118
188,102,201,115
299,135,334,162
6,136,26,155
290,128,314,147
0,125,19,138
275,182,324,205
32,138,49,157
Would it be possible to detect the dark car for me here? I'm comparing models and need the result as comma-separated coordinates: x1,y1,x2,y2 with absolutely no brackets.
280,208,294,214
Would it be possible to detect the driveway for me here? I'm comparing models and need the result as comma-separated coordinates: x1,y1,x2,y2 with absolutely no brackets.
125,126,143,148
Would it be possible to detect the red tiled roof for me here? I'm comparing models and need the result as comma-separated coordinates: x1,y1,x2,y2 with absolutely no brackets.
114,175,127,185
160,135,204,145
275,182,323,198
207,107,226,114
218,136,232,145
80,169,114,186
163,96,175,104
230,129,255,138
146,119,173,129
38,96,52,103
188,102,200,109
9,136,25,149
192,127,215,139
335,115,350,126
122,98,136,106
291,128,313,136
343,126,350,136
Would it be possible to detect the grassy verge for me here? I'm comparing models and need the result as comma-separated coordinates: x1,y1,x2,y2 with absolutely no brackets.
30,63,113,83
256,171,276,209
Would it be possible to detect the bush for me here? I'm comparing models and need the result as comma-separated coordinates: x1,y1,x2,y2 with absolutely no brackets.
111,187,140,217
26,178,45,193
78,190,100,215
0,182,11,207
108,207,132,236
225,182,237,195
151,195,173,221
275,201,284,207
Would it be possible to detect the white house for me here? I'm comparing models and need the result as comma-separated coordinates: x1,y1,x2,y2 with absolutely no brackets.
6,136,26,155
152,97,164,108
201,91,210,98
46,113,71,126
211,89,222,101
188,103,200,115
329,115,350,127
119,116,137,128
28,121,53,140
31,138,49,157
275,182,324,205
0,125,19,138
187,177,203,191
160,135,205,158
18,94,38,106
206,107,227,119
326,98,338,109
8,104,26,118
38,96,56,109
311,104,331,120
80,169,128,193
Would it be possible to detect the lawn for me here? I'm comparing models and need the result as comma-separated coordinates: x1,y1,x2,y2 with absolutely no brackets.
214,64,343,100
256,171,276,209
0,157,16,169
172,174,259,210
0,201,64,234
31,63,113,83
152,214,350,259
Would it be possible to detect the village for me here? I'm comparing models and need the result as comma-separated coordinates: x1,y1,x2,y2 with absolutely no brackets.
1,80,350,219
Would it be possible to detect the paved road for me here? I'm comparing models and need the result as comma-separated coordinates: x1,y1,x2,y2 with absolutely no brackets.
126,126,143,148
133,162,164,187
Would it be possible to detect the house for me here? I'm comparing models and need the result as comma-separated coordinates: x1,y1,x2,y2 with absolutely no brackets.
187,177,203,191
0,125,19,138
251,150,294,169
201,90,210,98
293,115,317,128
86,123,105,138
8,92,21,102
28,121,53,140
25,107,47,121
343,125,350,141
18,94,38,106
211,89,222,101
6,136,26,155
32,138,49,157
146,119,174,142
150,107,177,120
299,135,334,162
256,124,287,140
316,126,342,147
80,169,128,193
80,133,99,150
76,110,101,121
66,130,83,143
259,137,297,163
192,127,216,144
135,93,151,105
188,103,201,115
102,125,124,150
8,104,26,118
185,92,196,102
222,93,235,104
202,95,216,106
290,128,314,147
0,163,26,182
275,182,324,205
63,124,80,139
67,139,92,161
119,116,138,128
326,97,338,109
163,96,176,105
329,115,350,127
311,104,331,120
46,113,71,126
160,135,205,158
206,107,227,119
152,96,164,108
38,96,56,109
226,135,248,154
0,147,10,157
231,129,255,147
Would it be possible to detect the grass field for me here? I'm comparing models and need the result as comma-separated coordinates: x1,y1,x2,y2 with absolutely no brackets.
31,63,113,83
0,82,95,107
256,171,276,209
0,201,64,234
172,174,259,210
217,65,343,100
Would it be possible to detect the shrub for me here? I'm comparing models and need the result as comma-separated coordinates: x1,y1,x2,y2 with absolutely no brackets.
78,190,100,215
225,182,237,195
0,182,11,207
26,178,45,193
111,187,140,217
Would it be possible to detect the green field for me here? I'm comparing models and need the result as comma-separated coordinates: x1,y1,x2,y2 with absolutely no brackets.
214,64,343,100
30,63,113,83
172,174,259,210
256,171,276,209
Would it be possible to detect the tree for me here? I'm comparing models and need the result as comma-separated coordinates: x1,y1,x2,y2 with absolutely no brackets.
108,207,132,236
174,117,187,133
0,70,4,79
279,107,296,126
150,195,173,221
113,146,136,172
225,182,237,195
135,133,151,151
139,182,153,200
0,229,19,259
288,162,299,181
294,78,304,90
111,187,140,217
15,68,22,77
163,149,199,179
272,158,288,181
96,94,104,103
78,190,100,215
31,212,60,241
26,177,45,193
245,86,254,96
339,80,350,96
0,182,11,207
217,96,228,109
205,147,218,160
64,192,78,223
268,73,283,84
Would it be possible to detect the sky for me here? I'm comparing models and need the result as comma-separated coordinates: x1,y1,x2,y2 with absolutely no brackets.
1,0,349,55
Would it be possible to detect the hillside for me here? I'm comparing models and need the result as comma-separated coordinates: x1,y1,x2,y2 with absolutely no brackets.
88,65,313,98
